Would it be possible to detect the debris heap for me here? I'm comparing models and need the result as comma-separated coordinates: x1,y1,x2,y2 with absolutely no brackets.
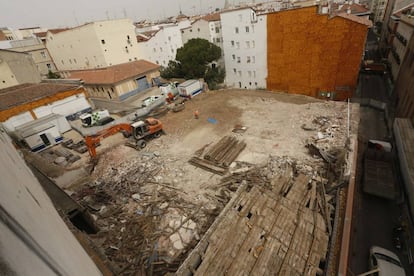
189,135,246,175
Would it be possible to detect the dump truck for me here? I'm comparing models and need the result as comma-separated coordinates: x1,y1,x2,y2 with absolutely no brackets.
84,117,163,158
362,140,398,200
79,109,113,127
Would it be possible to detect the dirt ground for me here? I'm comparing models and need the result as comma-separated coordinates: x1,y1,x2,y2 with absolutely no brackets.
33,89,357,274
90,89,350,200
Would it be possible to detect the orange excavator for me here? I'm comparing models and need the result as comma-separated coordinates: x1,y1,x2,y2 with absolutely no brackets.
84,117,163,158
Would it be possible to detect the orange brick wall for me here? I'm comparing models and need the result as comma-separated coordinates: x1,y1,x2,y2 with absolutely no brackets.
0,88,87,122
266,7,368,100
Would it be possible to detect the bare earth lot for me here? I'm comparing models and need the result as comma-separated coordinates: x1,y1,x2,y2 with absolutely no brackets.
36,89,356,274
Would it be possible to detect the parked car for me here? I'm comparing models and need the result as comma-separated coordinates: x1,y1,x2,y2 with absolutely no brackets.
369,246,406,276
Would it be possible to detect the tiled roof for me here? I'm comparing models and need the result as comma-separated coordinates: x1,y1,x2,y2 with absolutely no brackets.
334,3,371,15
0,83,80,111
336,13,373,27
67,60,160,85
201,13,221,22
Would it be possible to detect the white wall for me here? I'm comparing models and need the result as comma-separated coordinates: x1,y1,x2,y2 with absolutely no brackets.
137,24,183,67
0,131,102,275
2,111,34,132
46,19,141,71
32,94,91,118
182,19,211,44
221,8,267,89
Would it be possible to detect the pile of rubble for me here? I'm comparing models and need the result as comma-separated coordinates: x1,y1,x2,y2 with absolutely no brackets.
73,151,221,274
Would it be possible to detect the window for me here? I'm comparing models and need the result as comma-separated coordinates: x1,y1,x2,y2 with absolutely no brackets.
235,27,239,34
253,71,256,78
61,60,64,64
74,58,77,64
40,51,46,58
46,63,51,69
236,42,240,49
168,36,171,41
247,56,251,63
252,56,255,63
239,14,243,22
215,27,220,33
252,41,255,48
127,35,130,39
232,54,235,60
237,57,241,63
156,60,159,64
245,26,249,33
238,71,242,77
160,47,163,52
197,28,200,32
101,39,105,44
246,41,250,48
233,68,237,73
190,29,192,32
248,71,252,77
231,40,235,47
216,38,220,43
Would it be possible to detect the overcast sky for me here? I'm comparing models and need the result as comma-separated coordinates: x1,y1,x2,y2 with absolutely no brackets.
1,0,248,29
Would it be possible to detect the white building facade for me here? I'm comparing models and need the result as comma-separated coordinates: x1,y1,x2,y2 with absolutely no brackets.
221,8,267,89
46,18,141,72
136,24,184,67
370,0,389,23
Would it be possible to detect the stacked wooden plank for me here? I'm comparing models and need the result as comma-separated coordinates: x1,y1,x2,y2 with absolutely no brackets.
189,136,246,175
176,174,330,275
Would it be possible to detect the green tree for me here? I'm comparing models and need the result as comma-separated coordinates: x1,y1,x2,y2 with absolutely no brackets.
160,38,225,88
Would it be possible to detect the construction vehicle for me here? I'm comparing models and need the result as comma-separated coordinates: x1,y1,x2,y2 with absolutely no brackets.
84,118,163,158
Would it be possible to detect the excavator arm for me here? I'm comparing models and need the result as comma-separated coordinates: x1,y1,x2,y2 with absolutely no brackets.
84,123,132,159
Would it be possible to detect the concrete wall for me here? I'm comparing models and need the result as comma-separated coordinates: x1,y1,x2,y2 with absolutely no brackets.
221,8,267,89
0,130,101,275
46,19,140,71
0,50,41,89
266,6,368,100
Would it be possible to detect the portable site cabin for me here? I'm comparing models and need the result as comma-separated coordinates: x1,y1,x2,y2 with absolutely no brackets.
178,79,203,98
15,114,71,152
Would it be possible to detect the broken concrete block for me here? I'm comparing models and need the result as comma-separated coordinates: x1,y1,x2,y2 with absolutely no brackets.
131,193,141,201
173,239,184,250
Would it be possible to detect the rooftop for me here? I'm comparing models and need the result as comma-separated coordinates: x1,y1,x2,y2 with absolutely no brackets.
67,60,160,85
0,83,80,111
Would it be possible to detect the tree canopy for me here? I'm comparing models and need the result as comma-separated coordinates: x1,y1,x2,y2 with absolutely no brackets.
161,38,225,89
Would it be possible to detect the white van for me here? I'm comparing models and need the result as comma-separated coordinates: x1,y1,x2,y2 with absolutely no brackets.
368,246,406,276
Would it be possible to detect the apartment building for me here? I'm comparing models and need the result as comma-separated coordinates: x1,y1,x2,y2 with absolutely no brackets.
136,24,183,67
371,0,390,23
221,7,267,89
182,13,223,46
181,13,224,67
0,49,41,89
46,19,141,72
4,37,57,77
387,6,414,81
